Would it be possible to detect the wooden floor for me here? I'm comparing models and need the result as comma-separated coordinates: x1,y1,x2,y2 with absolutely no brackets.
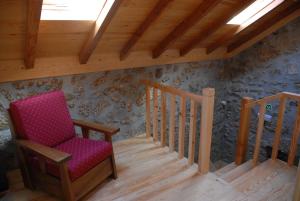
2,135,297,201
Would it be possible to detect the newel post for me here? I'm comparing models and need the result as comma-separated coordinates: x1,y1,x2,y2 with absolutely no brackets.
198,88,215,174
235,97,253,165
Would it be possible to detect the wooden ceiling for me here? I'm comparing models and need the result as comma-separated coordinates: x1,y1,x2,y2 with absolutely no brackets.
0,0,299,82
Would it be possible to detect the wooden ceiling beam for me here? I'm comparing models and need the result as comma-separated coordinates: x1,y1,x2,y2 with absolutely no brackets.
24,0,43,69
120,0,174,61
152,0,222,59
79,0,123,64
227,2,300,53
180,0,255,56
206,0,290,54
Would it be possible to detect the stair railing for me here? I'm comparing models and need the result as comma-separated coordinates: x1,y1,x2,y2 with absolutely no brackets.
141,80,215,174
235,92,300,166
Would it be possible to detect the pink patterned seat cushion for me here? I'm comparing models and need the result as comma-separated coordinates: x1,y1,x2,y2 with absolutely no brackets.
9,91,75,147
30,137,113,181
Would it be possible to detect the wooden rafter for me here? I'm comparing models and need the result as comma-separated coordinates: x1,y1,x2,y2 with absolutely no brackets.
206,0,291,54
79,0,123,64
120,0,173,61
152,0,222,59
180,0,255,56
206,26,238,54
227,2,300,53
24,0,43,69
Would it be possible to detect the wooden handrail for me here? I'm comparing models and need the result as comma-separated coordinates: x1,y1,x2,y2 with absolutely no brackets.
142,80,214,173
283,92,300,100
140,80,203,103
245,93,282,108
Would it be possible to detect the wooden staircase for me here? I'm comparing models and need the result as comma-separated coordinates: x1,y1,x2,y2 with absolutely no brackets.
214,159,297,201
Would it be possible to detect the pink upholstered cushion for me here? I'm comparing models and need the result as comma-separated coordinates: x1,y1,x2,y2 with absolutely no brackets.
9,91,75,147
39,137,113,181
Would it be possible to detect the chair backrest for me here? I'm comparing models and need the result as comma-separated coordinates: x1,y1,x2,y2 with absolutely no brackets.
9,90,75,147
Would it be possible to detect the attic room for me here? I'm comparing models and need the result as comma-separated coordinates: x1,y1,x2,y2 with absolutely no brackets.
0,0,300,200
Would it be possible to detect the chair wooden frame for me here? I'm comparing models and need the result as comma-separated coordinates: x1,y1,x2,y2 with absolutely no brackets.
8,111,119,201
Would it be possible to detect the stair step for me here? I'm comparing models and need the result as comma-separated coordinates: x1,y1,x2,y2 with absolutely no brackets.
214,162,237,177
213,160,228,170
231,159,297,201
220,160,254,183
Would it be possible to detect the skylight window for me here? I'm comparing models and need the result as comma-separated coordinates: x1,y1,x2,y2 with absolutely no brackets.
41,0,107,21
227,0,284,25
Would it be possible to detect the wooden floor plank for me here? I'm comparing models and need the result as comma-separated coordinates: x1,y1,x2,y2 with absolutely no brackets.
220,160,254,182
231,159,297,201
3,136,297,201
214,162,237,177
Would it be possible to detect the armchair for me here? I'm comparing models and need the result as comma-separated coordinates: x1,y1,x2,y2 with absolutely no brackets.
8,91,119,201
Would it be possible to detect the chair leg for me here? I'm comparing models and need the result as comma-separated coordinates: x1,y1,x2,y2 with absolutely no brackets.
111,155,117,179
59,163,75,201
105,135,117,179
16,146,35,190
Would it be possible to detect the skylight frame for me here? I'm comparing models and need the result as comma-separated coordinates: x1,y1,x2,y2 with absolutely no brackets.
227,0,284,26
41,0,107,21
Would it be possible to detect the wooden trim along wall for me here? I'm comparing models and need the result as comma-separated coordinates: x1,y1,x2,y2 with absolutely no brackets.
0,48,226,83
141,80,215,174
235,92,300,167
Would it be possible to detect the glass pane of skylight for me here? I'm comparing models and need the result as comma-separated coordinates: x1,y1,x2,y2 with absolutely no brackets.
227,0,274,25
241,0,284,28
41,0,106,21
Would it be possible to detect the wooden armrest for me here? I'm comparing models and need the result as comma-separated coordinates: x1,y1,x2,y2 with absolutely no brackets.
73,119,120,135
17,140,71,163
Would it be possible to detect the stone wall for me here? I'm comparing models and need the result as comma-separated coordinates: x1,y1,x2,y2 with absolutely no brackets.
219,18,300,163
0,60,226,169
0,18,300,170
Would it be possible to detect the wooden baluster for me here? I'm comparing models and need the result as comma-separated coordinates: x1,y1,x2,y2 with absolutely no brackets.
235,97,254,165
146,86,151,138
178,96,186,159
293,160,300,201
169,94,176,152
188,100,197,165
153,88,159,142
161,91,167,146
272,95,286,160
253,102,266,166
288,104,300,166
198,88,215,173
